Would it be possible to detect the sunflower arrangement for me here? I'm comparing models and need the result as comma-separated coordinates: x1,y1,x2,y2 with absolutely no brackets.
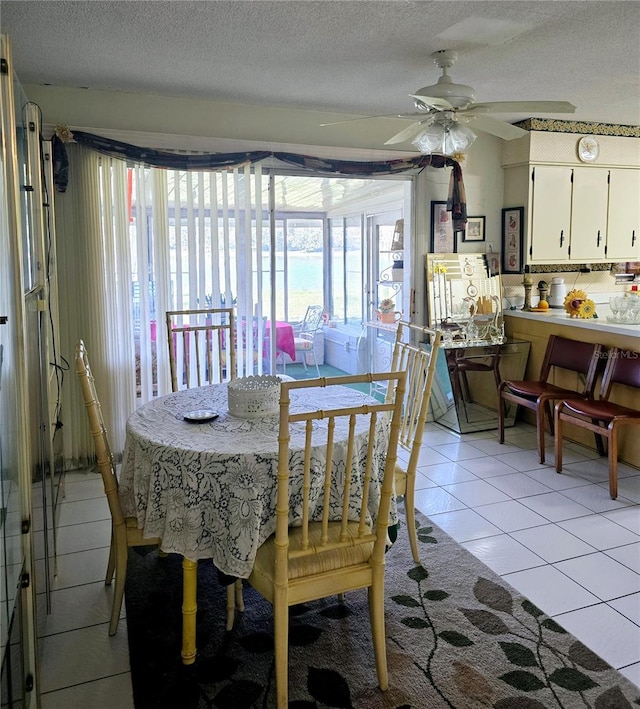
563,289,596,318
577,299,597,318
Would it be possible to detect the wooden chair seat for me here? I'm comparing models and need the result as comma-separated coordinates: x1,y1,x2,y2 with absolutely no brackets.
561,398,640,422
498,335,603,464
394,462,407,497
250,521,374,587
504,380,588,400
555,347,640,499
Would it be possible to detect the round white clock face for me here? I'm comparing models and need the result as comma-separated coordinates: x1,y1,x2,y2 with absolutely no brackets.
577,136,599,162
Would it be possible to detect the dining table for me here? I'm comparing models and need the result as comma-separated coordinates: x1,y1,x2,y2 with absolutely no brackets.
119,381,396,664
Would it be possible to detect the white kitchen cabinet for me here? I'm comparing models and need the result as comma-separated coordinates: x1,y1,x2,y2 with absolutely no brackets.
505,164,640,266
529,166,572,262
606,168,640,261
568,167,609,262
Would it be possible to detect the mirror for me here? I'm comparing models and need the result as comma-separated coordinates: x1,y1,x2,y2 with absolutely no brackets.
425,253,530,433
425,253,504,345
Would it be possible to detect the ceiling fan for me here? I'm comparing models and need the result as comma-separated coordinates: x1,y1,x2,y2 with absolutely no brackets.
322,50,576,152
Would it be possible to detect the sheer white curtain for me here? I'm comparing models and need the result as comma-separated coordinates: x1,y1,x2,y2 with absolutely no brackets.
56,144,135,463
57,148,270,462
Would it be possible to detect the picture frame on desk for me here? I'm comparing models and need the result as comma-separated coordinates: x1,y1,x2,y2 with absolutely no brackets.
501,207,524,274
462,215,485,242
430,201,457,253
486,251,500,277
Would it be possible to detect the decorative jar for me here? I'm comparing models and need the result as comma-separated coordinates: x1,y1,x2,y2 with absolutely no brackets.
227,375,281,418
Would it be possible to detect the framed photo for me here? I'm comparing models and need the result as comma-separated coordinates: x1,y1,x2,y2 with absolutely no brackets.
463,216,485,242
486,251,500,277
430,201,457,253
501,207,524,274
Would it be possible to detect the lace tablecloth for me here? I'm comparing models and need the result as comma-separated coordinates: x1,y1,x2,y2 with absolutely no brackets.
119,383,395,578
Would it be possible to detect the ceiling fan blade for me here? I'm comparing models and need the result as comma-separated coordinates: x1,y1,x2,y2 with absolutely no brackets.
384,118,435,145
470,115,528,140
320,112,431,128
409,94,454,111
466,100,576,115
320,116,388,127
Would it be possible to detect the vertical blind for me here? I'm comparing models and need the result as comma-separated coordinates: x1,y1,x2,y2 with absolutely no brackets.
57,145,270,461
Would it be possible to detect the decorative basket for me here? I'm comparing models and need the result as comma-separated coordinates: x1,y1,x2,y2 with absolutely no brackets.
227,375,281,418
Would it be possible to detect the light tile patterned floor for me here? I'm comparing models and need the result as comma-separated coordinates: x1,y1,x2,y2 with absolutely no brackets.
35,422,640,706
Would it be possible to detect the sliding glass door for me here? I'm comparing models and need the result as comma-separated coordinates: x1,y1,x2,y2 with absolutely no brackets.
125,166,411,395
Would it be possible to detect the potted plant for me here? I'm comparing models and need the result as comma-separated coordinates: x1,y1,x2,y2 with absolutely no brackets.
377,298,399,324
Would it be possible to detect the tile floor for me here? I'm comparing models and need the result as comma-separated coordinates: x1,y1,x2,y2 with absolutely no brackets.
33,421,640,707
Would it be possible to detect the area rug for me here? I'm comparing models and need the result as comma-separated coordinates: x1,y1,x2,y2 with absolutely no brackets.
125,506,639,709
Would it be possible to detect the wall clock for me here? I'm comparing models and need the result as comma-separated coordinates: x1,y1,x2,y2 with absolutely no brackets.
577,136,599,163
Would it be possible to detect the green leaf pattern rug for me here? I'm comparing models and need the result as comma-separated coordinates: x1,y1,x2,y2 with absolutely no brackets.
125,506,639,708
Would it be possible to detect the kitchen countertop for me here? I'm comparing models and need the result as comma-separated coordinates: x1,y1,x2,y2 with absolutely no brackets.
504,306,640,338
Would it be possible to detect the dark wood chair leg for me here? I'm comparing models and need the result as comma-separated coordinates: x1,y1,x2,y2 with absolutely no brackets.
608,426,618,499
555,405,564,473
536,404,546,464
498,391,506,444
593,424,607,456
544,400,554,436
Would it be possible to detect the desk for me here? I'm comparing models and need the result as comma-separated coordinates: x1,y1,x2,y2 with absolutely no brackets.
266,321,295,361
119,383,393,662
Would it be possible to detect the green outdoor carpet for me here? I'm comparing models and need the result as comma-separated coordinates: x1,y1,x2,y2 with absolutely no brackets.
280,363,381,396
124,505,639,708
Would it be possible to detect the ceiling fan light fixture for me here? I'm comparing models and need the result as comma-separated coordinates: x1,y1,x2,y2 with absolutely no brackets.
412,122,476,156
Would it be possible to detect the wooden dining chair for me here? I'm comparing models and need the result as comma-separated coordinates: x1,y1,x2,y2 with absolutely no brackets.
166,307,236,390
555,347,640,499
164,311,245,625
248,371,407,708
498,335,603,464
386,321,442,563
76,340,243,634
75,340,161,635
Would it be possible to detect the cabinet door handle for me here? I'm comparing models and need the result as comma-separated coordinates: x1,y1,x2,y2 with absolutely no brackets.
559,230,565,247
633,230,637,247
597,230,602,247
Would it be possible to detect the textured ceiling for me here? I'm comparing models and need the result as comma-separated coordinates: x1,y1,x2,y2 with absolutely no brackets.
1,0,639,130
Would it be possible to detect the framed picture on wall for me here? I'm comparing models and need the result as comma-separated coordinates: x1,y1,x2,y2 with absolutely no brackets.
462,216,485,242
430,201,457,253
501,207,524,274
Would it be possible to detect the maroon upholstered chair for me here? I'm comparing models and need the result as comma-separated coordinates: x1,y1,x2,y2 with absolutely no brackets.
498,335,603,464
555,347,640,499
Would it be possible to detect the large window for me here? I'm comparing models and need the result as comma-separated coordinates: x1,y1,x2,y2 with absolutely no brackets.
127,166,410,396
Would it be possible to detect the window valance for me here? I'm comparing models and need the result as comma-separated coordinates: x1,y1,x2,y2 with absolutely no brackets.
52,129,467,229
